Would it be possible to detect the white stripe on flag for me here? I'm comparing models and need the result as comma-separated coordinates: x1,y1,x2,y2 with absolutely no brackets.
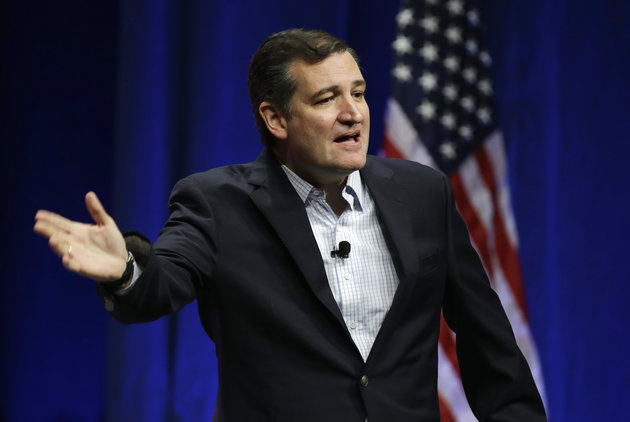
459,153,495,248
384,99,437,168
483,132,519,247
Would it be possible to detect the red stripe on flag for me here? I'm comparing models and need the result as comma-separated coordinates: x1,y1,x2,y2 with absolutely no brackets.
473,149,529,316
449,173,494,280
439,395,456,422
381,134,405,159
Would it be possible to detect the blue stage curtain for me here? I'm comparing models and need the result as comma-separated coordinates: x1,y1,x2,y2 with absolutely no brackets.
1,1,629,421
480,1,630,419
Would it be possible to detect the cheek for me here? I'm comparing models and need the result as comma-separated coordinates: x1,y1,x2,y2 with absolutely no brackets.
362,104,371,124
303,116,328,135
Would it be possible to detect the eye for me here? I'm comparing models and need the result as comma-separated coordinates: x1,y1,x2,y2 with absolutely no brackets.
352,91,365,100
316,96,334,105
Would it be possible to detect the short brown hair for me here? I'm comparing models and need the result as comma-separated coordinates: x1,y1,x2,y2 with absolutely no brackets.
247,29,359,148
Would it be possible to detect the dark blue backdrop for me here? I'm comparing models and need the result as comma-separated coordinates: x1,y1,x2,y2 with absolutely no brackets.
2,1,629,421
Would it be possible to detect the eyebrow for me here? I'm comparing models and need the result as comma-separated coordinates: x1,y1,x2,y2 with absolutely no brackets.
310,79,367,101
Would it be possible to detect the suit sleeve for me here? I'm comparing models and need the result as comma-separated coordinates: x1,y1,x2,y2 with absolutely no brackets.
97,175,217,323
440,173,547,421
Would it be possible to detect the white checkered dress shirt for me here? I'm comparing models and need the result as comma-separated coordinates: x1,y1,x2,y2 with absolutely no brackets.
282,166,400,361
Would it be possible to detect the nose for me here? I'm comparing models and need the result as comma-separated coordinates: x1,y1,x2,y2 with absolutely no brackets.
338,95,365,125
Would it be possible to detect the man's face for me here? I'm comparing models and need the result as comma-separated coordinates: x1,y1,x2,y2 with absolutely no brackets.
281,51,370,187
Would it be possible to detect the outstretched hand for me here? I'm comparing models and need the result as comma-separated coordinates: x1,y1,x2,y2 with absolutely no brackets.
34,192,128,282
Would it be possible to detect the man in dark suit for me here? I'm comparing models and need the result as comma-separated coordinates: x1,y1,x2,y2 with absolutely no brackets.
34,29,546,421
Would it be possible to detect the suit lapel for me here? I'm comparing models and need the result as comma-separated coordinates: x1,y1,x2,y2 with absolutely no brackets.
247,150,348,331
360,157,420,367
246,152,422,362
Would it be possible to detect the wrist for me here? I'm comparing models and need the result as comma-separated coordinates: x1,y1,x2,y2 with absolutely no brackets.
109,251,135,291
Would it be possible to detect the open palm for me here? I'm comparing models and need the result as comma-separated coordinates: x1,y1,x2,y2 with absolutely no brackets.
34,192,128,282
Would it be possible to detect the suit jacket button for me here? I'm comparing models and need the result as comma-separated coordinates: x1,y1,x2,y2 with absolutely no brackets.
360,375,369,387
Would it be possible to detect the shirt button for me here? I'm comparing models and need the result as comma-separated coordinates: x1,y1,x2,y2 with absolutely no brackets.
349,321,357,329
360,375,369,387
344,273,351,280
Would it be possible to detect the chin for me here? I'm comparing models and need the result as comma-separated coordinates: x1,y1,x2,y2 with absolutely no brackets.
337,157,367,173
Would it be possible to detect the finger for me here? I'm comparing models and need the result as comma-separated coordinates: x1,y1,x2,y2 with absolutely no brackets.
85,192,111,226
34,218,72,240
33,219,55,239
34,210,73,234
49,235,72,258
62,253,81,274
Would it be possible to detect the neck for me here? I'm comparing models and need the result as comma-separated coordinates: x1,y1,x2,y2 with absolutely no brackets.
321,178,348,218
274,151,351,217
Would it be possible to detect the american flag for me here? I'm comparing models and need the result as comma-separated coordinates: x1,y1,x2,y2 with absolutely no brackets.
382,0,546,419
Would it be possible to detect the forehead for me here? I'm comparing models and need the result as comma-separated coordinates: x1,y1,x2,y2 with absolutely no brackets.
290,51,365,94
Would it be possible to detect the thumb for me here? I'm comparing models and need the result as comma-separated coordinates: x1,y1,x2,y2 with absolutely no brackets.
85,191,111,226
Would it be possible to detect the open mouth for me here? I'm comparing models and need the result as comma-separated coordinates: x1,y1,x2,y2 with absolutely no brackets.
333,131,361,143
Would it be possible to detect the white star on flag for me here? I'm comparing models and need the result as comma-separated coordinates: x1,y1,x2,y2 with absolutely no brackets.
396,9,414,27
444,55,460,72
392,63,412,82
416,100,436,120
463,67,477,83
420,15,439,33
439,141,457,159
467,9,479,25
418,72,438,91
440,113,456,129
393,35,414,55
480,51,492,66
477,107,491,124
466,39,479,54
460,96,475,112
419,43,439,62
478,79,493,95
443,84,458,101
447,0,464,15
445,26,462,43
459,125,473,139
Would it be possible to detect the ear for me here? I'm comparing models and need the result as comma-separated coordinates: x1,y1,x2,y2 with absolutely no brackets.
258,101,288,140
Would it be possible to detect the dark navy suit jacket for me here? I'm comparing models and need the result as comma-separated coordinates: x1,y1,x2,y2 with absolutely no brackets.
99,149,546,421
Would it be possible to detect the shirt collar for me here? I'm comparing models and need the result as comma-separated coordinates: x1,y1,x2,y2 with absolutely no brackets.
281,165,364,211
